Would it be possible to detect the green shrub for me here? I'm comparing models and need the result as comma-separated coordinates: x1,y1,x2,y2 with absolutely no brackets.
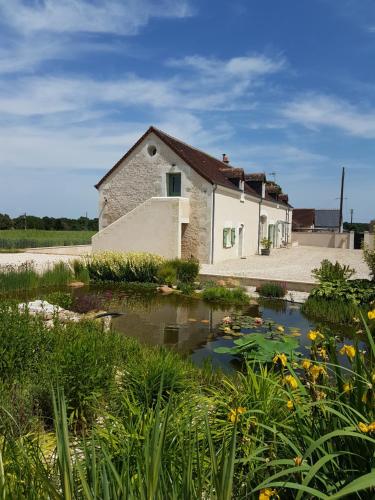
256,282,286,298
43,291,73,310
84,251,164,283
312,259,356,283
156,262,177,286
156,258,199,286
175,258,199,284
310,279,375,305
202,286,249,304
363,241,375,281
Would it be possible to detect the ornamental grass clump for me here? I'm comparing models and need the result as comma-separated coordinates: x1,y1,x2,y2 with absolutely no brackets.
84,251,165,283
202,285,249,304
256,282,286,298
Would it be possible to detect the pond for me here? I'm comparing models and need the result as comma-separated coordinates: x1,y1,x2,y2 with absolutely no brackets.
63,285,360,371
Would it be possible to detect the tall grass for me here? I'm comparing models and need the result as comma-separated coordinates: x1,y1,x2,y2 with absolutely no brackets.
301,296,365,324
202,285,250,305
0,303,375,497
0,229,94,249
0,261,89,295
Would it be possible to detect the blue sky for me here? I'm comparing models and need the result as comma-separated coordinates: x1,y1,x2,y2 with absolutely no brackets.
0,0,374,221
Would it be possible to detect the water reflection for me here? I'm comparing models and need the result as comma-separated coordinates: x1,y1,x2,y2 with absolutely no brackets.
21,284,362,371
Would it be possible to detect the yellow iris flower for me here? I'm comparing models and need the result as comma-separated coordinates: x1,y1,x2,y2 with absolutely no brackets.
339,344,356,360
307,330,324,341
259,488,279,500
272,353,287,367
228,406,246,423
284,375,298,390
301,359,312,370
287,400,294,410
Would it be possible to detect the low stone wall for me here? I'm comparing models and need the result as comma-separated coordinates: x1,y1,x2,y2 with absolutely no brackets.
25,245,92,256
199,273,315,293
292,231,353,249
364,232,375,250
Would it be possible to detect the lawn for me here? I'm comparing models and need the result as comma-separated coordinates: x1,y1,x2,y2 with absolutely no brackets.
0,229,95,249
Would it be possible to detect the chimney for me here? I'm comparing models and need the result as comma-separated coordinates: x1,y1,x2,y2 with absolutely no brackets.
222,153,230,164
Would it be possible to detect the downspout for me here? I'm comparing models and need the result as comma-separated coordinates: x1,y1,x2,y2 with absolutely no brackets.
210,184,217,264
257,196,262,255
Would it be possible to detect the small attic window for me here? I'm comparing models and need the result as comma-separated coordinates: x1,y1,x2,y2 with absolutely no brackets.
147,144,157,157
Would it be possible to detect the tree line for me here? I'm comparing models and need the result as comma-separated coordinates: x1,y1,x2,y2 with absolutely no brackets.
0,213,98,231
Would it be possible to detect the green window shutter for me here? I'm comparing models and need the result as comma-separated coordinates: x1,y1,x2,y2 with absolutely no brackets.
223,228,228,248
231,228,236,246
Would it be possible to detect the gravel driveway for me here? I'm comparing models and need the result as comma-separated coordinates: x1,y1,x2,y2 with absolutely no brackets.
0,252,78,272
201,246,370,283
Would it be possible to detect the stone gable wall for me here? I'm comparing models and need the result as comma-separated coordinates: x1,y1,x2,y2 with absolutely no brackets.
97,132,212,263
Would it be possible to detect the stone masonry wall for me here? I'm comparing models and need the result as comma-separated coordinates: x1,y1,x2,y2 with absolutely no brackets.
97,132,212,263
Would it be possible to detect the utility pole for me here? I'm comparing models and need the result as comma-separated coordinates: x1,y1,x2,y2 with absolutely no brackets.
350,208,354,224
338,167,345,233
24,212,27,231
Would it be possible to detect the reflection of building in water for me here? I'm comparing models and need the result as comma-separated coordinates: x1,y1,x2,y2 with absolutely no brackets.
112,298,233,354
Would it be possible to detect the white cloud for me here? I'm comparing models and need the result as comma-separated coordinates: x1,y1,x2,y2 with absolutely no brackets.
168,54,285,79
0,0,193,74
0,0,192,36
283,93,375,138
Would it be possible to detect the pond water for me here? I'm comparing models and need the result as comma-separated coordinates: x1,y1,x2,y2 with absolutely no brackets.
67,285,359,371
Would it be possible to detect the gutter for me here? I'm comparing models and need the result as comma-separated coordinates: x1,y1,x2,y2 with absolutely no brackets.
210,184,217,264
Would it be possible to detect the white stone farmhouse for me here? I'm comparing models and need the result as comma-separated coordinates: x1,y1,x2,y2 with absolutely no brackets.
93,126,293,263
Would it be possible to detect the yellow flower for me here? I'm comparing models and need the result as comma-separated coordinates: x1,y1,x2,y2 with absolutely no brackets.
259,488,279,500
339,344,356,360
368,310,375,320
317,347,328,359
343,382,353,393
276,325,285,332
358,422,369,433
294,455,303,466
307,330,324,341
273,353,287,367
309,364,326,382
228,406,246,423
287,399,294,410
301,359,312,370
368,422,375,432
223,327,232,334
284,375,298,390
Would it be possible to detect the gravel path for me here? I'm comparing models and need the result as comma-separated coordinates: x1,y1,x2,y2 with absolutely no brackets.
0,252,78,272
201,246,370,283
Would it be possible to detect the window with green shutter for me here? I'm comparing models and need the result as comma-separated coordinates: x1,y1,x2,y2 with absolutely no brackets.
223,228,231,248
231,228,236,246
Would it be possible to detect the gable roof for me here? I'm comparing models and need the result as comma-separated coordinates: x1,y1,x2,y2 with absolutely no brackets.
94,126,291,208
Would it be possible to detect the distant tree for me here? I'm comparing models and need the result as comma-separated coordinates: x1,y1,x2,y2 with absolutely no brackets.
343,222,370,233
0,213,12,230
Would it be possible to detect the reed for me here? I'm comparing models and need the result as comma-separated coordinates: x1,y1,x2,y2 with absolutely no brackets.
0,303,375,497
